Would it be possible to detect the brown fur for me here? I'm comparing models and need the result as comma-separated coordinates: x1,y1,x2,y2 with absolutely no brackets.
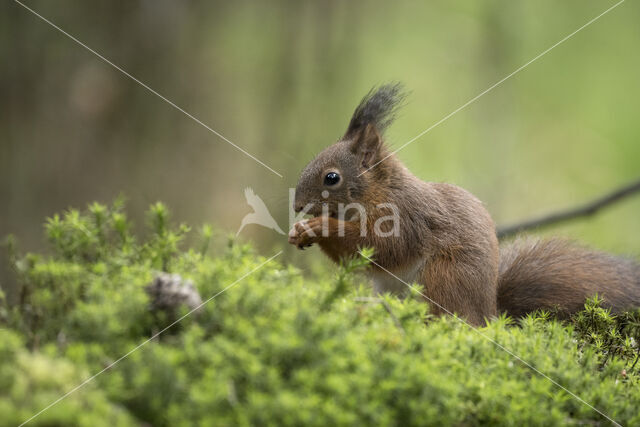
498,238,640,318
289,84,640,325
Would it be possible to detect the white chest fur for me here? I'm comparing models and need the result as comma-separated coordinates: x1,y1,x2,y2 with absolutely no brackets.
368,259,424,297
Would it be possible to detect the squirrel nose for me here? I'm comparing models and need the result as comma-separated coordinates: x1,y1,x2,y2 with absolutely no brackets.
294,202,304,213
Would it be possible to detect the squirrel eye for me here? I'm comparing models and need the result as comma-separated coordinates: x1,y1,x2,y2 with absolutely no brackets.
324,172,340,186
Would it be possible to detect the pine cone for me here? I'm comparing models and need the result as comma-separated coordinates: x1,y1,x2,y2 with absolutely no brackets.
146,273,202,313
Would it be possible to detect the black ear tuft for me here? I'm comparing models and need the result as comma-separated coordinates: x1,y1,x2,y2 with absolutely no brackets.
344,82,407,138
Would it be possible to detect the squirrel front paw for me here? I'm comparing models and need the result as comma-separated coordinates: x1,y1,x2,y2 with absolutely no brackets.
288,218,323,249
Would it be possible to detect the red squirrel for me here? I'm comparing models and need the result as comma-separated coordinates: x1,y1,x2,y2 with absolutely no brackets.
288,83,640,326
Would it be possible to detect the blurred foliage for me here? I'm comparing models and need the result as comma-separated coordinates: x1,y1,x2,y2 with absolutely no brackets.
2,1,640,292
2,201,640,426
0,329,135,426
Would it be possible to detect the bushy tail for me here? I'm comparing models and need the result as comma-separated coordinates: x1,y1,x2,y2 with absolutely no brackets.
497,238,640,318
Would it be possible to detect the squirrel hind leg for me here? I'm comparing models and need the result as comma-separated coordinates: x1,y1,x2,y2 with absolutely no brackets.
418,254,497,327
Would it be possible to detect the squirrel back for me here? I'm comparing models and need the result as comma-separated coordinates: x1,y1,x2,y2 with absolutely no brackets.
289,83,640,325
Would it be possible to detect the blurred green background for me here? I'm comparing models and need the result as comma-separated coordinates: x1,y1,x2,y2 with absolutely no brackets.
2,0,639,289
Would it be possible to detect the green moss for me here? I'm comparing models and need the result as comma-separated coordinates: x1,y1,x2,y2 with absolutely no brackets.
0,329,136,427
2,201,639,426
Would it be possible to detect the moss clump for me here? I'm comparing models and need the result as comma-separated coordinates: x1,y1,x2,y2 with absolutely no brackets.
2,201,639,426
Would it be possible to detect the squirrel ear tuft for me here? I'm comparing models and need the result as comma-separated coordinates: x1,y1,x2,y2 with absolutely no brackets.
344,83,406,138
349,123,382,168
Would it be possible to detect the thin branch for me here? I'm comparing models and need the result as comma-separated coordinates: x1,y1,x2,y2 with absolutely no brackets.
497,178,640,239
354,297,405,333
630,351,640,373
380,299,406,334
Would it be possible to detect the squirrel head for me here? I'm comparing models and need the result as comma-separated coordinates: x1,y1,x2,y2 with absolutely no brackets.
294,83,406,217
